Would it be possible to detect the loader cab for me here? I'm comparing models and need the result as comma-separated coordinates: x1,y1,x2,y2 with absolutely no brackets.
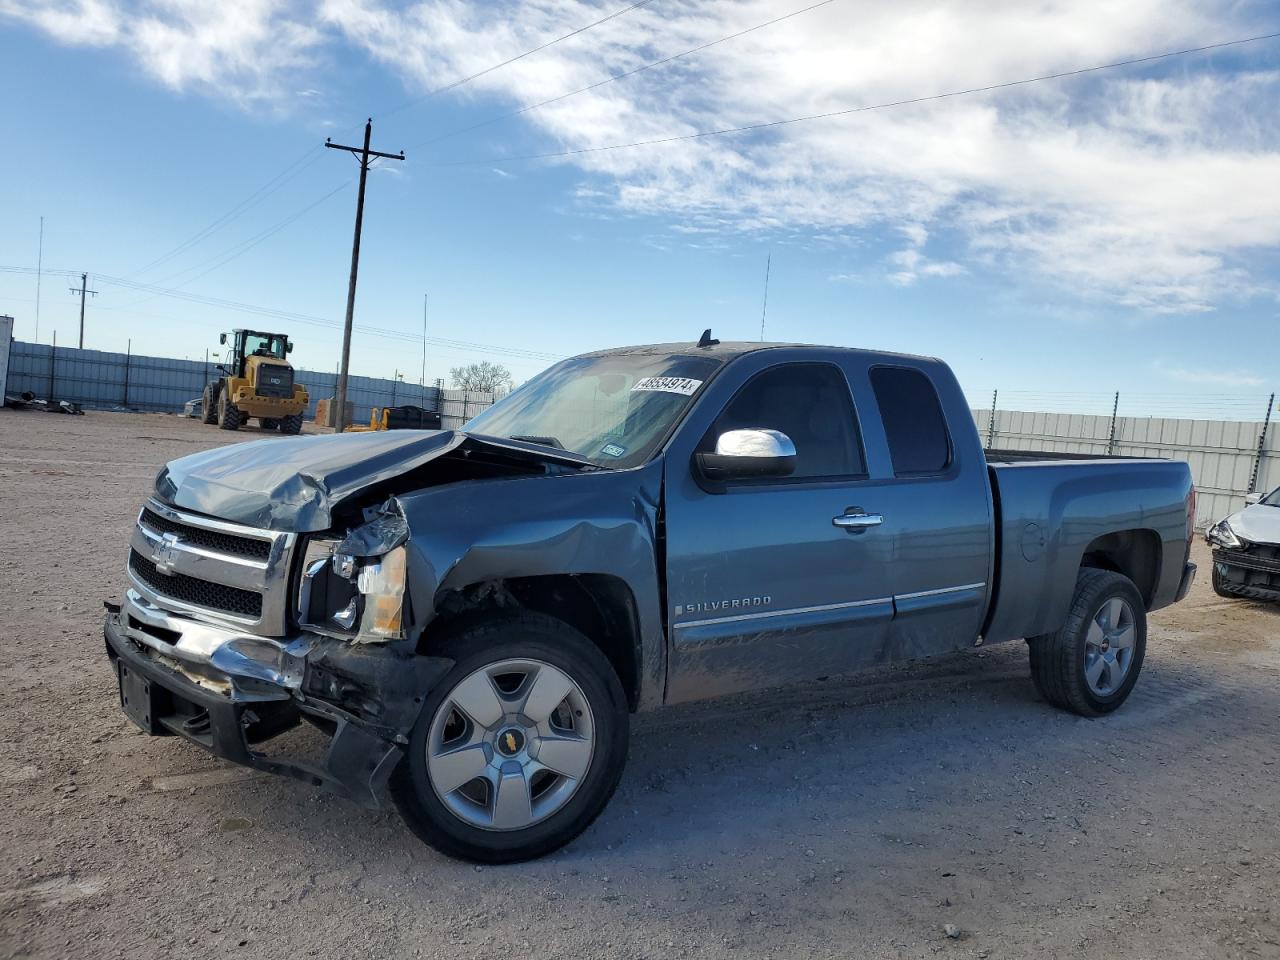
221,330,293,378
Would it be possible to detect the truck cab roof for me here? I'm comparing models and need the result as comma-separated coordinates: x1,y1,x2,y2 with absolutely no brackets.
580,339,941,366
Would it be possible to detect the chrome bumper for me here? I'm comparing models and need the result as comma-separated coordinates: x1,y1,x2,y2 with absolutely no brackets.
118,589,306,701
104,592,454,807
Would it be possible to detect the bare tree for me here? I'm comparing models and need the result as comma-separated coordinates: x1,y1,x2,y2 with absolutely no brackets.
450,361,512,393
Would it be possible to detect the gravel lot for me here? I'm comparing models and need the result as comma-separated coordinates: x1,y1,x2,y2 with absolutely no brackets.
1,409,1277,960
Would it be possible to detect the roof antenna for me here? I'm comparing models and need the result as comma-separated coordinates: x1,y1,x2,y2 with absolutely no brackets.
759,250,771,342
697,328,719,348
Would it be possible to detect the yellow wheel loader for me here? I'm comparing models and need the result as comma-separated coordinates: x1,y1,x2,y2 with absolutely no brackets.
202,330,308,434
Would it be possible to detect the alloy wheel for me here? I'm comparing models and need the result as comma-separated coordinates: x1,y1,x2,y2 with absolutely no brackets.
426,659,595,831
1084,597,1136,696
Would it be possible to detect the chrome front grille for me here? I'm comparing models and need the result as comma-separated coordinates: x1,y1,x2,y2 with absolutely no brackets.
129,550,264,618
139,507,272,560
128,499,296,635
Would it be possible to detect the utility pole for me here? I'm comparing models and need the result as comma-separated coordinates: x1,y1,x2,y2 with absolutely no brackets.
35,217,43,343
325,119,405,431
1248,392,1275,494
427,289,437,401
68,272,98,349
1106,391,1120,456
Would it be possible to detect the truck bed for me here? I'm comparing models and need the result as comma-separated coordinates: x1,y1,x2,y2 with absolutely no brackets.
984,448,1143,464
982,455,1194,646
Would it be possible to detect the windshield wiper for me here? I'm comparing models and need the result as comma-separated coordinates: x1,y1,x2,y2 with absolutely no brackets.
509,435,565,450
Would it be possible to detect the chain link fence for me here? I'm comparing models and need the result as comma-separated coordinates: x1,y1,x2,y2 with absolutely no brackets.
971,393,1278,528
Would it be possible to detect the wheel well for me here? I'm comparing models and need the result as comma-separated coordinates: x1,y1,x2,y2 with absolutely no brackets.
1080,529,1161,608
421,574,642,712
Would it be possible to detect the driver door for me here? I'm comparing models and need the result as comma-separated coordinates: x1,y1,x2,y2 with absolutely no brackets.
662,358,895,704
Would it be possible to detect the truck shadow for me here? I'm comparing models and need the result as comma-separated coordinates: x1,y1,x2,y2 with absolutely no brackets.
241,638,1263,876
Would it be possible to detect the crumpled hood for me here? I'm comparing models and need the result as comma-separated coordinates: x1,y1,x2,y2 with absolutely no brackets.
155,430,466,532
155,427,599,533
1228,501,1280,545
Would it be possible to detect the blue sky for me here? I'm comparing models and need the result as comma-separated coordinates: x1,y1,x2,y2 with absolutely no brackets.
1,0,1278,419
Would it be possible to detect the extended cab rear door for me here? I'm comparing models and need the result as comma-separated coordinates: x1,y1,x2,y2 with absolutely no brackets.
837,355,994,658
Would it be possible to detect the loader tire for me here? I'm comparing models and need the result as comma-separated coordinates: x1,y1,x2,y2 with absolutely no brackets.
217,390,242,431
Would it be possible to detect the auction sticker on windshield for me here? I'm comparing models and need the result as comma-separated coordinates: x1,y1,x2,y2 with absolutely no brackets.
631,377,703,396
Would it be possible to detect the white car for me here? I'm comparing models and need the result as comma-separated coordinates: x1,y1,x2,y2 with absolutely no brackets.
1206,487,1280,601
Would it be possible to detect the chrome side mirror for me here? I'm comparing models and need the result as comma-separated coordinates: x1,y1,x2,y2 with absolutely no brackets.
694,428,796,483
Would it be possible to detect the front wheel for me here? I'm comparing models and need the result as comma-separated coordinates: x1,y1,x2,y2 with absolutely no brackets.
217,390,242,431
391,613,630,863
279,413,304,435
1211,564,1238,599
1028,568,1146,717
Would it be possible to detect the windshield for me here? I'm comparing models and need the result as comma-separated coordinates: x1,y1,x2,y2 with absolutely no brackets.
1262,487,1280,506
464,353,722,468
244,333,287,359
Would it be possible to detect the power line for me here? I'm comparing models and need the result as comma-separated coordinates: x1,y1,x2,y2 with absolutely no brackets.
410,0,840,150
111,181,352,312
125,1,660,283
0,264,563,361
127,145,324,277
151,181,352,289
381,0,662,123
435,31,1280,166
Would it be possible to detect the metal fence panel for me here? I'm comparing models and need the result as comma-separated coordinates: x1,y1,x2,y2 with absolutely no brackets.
975,407,1276,527
3,340,475,422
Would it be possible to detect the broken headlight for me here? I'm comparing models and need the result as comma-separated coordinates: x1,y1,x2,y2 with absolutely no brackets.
1205,519,1241,549
297,506,409,641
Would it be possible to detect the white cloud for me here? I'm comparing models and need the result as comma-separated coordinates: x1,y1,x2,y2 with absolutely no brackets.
316,0,1280,314
1,0,324,104
7,0,1280,314
1152,358,1265,387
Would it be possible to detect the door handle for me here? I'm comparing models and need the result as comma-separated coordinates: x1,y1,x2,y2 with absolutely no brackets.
833,511,883,530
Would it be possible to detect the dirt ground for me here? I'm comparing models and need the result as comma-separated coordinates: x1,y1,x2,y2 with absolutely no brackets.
1,409,1277,960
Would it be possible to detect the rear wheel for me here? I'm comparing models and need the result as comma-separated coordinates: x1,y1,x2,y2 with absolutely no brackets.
216,390,242,431
259,417,279,430
279,413,304,435
391,613,629,863
200,384,218,424
1028,568,1146,717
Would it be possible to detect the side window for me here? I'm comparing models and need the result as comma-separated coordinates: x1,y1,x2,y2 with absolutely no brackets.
707,363,865,480
869,366,951,475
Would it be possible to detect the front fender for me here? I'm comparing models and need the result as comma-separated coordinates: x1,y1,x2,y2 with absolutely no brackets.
394,461,666,709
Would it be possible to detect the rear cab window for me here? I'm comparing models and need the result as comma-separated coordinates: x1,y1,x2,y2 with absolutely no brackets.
869,366,952,476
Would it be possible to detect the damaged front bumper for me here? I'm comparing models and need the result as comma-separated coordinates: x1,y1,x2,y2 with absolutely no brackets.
104,590,451,808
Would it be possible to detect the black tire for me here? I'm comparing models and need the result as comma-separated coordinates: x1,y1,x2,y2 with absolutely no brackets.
201,384,218,424
217,390,242,431
279,413,304,435
1211,564,1237,599
1027,568,1146,717
391,613,629,863
259,417,279,430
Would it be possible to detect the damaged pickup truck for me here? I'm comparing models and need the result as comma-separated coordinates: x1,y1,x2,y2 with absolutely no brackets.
105,337,1198,862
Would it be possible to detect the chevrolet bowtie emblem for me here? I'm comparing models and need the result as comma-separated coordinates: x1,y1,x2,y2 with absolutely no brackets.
504,732,518,754
152,531,181,575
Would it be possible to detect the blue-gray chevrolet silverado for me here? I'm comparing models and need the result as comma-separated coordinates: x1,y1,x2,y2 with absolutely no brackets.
105,337,1198,862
